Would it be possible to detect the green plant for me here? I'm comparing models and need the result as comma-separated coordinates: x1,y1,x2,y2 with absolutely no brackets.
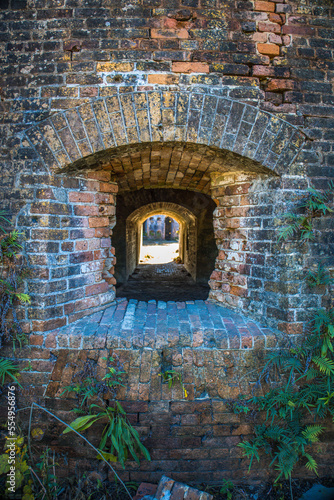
26,402,133,499
61,356,125,408
0,212,11,234
236,304,334,481
63,402,151,468
0,435,31,497
61,355,151,469
32,448,61,500
235,185,334,483
0,358,22,388
278,185,333,242
306,263,333,288
0,218,31,348
160,369,188,398
219,479,234,499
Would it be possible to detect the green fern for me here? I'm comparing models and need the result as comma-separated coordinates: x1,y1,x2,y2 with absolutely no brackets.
306,264,333,288
234,255,334,481
312,356,334,375
278,184,333,242
302,425,324,443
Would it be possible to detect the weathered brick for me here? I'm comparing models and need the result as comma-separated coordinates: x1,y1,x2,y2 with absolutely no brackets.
257,43,280,56
254,1,275,12
68,192,94,203
88,217,109,228
172,62,209,73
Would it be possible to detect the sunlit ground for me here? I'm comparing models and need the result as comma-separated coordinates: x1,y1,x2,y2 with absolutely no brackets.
139,241,179,264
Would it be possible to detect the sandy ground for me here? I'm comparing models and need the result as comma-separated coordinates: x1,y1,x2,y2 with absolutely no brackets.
139,242,179,264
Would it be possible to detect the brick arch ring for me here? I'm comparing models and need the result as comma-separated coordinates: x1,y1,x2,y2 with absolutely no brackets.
22,89,306,180
126,201,197,281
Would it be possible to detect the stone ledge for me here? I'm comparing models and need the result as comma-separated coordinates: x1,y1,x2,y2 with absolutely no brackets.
26,299,284,351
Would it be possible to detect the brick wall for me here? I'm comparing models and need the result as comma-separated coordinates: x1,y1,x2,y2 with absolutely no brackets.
17,170,118,332
1,314,333,483
0,0,334,485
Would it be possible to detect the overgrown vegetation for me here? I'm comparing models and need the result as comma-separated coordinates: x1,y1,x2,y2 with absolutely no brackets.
63,402,150,468
61,355,125,409
61,355,151,468
159,369,188,398
0,358,21,388
0,356,150,498
0,212,30,348
235,184,334,484
278,184,333,242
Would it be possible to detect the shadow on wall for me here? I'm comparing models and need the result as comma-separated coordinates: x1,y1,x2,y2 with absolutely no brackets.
113,188,217,286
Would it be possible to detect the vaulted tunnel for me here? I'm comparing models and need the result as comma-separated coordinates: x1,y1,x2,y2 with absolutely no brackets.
113,189,217,301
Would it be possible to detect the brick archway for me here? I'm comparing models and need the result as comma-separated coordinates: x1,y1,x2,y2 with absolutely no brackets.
18,89,307,334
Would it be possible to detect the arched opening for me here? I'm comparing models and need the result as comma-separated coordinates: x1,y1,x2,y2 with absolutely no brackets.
20,90,306,331
140,214,179,264
114,197,216,301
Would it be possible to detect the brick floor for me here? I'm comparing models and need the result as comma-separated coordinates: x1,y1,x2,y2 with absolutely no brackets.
52,298,280,351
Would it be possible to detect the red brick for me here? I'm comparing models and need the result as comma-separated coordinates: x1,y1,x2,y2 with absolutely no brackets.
68,192,94,203
99,182,118,193
257,43,280,56
101,237,111,248
172,62,210,74
29,335,44,346
282,25,315,36
268,13,285,24
85,281,109,296
258,22,281,34
151,28,189,39
95,193,114,204
93,248,109,260
269,33,282,44
61,241,74,252
210,270,222,281
74,205,99,216
254,1,275,12
80,87,98,97
75,240,88,251
95,227,110,238
74,296,100,312
89,238,101,250
88,217,109,228
32,318,66,332
147,74,179,84
69,251,94,263
85,171,111,182
252,32,268,43
31,360,55,372
105,276,116,285
36,188,55,199
278,322,304,335
45,333,57,348
266,79,294,91
230,285,248,297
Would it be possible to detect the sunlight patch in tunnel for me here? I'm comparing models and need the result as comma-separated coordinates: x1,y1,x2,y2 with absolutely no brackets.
139,215,180,265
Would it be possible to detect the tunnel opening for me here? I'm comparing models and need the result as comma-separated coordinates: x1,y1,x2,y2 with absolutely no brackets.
113,189,217,302
140,214,180,265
